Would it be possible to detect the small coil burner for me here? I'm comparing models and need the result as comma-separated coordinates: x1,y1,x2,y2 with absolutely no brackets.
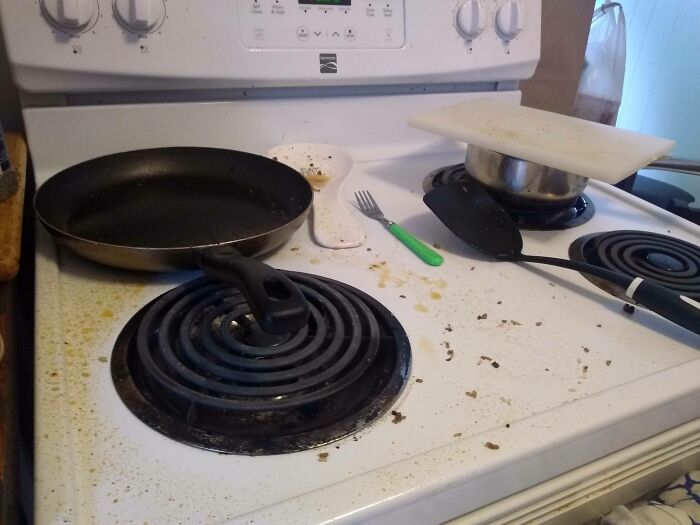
423,164,595,230
569,230,700,303
111,272,410,455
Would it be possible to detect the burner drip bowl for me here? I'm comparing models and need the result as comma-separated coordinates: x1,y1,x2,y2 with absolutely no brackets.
569,230,700,302
112,272,410,455
423,164,594,230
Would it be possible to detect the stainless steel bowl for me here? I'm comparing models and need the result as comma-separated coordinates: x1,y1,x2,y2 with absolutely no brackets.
465,145,700,210
464,145,589,209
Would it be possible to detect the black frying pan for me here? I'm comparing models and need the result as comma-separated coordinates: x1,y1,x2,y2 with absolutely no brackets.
35,147,314,334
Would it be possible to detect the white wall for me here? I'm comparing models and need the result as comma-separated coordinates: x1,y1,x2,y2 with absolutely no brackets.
595,0,700,199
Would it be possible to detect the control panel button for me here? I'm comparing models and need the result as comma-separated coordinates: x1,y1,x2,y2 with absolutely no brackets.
456,0,485,39
114,0,166,34
495,1,524,40
296,26,310,41
344,27,356,41
40,0,97,33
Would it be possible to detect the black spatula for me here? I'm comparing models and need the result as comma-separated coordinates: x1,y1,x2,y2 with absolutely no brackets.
423,180,700,335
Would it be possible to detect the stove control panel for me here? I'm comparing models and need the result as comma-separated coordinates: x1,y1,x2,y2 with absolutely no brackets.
238,0,405,49
0,0,541,93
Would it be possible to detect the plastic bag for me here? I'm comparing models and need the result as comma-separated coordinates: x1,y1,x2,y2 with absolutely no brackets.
573,1,626,125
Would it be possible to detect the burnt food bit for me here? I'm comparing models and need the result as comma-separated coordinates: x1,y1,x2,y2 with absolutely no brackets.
465,390,477,399
446,349,454,362
391,410,406,424
477,313,488,320
606,360,612,366
415,378,424,383
444,324,453,332
491,361,500,369
484,442,500,450
318,452,329,463
623,303,636,314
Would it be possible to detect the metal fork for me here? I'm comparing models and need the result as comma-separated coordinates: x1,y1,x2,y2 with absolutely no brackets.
354,190,443,266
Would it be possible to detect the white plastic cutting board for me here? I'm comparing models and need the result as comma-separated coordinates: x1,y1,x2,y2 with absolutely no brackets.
408,98,676,183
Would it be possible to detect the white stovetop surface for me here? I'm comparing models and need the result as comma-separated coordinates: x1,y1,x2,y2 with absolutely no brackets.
34,150,700,525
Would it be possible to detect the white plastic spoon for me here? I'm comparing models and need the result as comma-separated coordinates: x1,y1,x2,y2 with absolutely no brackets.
266,143,365,249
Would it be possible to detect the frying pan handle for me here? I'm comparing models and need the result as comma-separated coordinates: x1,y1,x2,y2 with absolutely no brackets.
199,246,309,335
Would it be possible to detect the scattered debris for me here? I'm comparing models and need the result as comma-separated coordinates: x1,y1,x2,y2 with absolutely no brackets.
366,247,372,252
582,365,589,373
446,349,454,362
391,410,406,424
501,319,508,325
453,432,463,438
399,294,406,299
444,324,453,332
491,361,500,369
535,321,543,326
545,368,550,372
497,300,502,305
548,282,556,287
318,452,329,463
583,346,590,353
290,247,299,252
465,390,477,399
433,242,442,249
505,423,511,428
499,397,511,405
623,303,636,314
509,320,522,326
477,355,493,366
477,313,488,320
415,378,424,383
484,442,500,450
98,356,108,363
596,323,602,328
470,266,475,271
606,360,612,366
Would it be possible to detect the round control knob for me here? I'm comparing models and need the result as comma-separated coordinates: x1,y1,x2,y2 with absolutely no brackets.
40,0,97,33
456,0,486,39
496,1,524,40
113,0,165,33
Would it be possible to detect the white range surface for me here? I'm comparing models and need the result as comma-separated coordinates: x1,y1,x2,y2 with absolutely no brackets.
28,106,700,524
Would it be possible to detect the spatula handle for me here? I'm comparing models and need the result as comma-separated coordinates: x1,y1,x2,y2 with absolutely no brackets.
388,223,444,266
626,278,700,335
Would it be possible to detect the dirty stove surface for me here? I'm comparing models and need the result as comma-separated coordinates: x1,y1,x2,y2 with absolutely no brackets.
35,152,700,525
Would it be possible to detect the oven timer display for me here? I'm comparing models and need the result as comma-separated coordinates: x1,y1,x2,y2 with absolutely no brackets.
298,0,352,5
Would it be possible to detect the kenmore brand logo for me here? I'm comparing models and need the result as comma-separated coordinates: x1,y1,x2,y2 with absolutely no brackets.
320,53,338,74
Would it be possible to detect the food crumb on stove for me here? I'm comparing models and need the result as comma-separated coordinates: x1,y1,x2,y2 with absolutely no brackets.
470,266,475,271
415,378,424,383
444,323,453,332
509,320,522,326
499,397,511,405
596,323,602,328
606,360,612,366
477,313,488,320
582,365,589,373
318,452,329,462
484,442,500,450
545,368,550,371
548,282,556,287
97,356,108,363
310,258,321,265
414,303,429,313
465,390,477,399
290,247,300,252
501,319,508,324
433,242,442,249
505,423,511,428
583,346,590,353
491,361,500,369
478,355,493,365
623,303,636,314
272,156,278,160
391,410,406,424
445,349,454,362
497,300,502,305
366,247,372,251
535,321,543,326
399,294,406,299
453,432,463,438
430,291,442,300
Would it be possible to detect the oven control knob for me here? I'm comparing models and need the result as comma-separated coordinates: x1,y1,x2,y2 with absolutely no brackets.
495,1,524,40
113,0,165,34
40,0,97,32
456,0,486,39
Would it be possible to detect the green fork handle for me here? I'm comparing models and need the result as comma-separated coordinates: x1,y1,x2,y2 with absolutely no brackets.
388,223,444,266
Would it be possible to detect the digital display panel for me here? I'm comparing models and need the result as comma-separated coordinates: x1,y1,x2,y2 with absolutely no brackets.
299,0,352,5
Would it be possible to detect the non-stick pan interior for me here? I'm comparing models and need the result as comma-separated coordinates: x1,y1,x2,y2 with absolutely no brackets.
35,148,313,249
